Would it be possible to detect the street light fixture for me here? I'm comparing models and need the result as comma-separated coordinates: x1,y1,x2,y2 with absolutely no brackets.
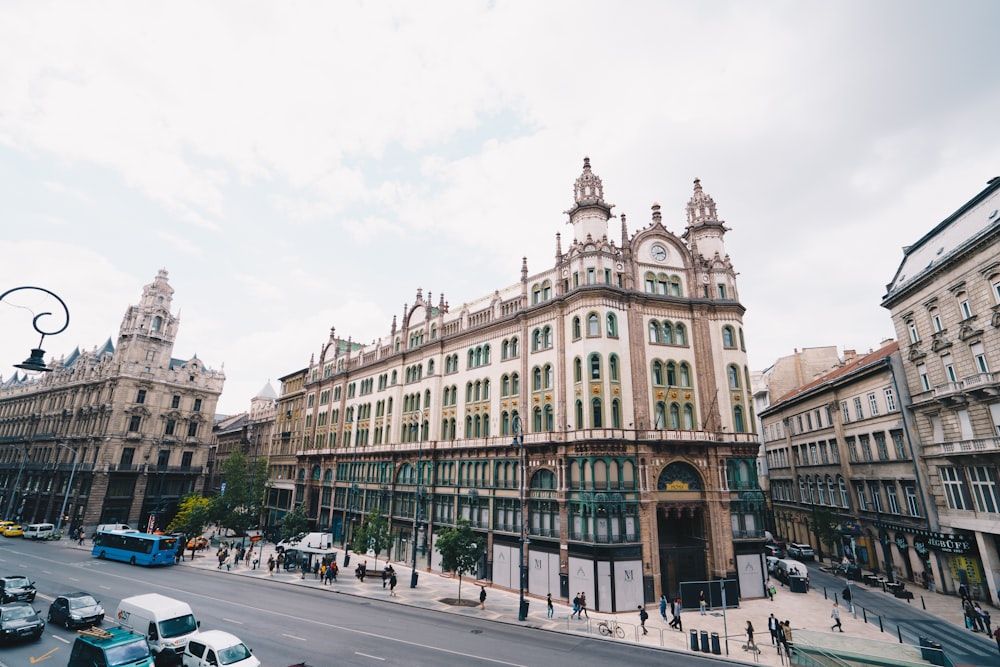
55,443,79,535
1,286,70,373
410,415,424,588
512,413,528,621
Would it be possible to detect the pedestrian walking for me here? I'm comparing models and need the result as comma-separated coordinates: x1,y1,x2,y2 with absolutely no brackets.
975,603,988,633
767,581,776,601
639,606,649,635
324,563,335,585
699,590,707,615
671,598,683,631
579,592,589,619
571,593,581,619
267,555,275,576
745,620,759,653
964,599,978,631
782,620,794,657
301,559,308,579
389,572,398,596
830,602,843,632
984,610,993,636
225,551,233,572
479,586,487,609
546,593,554,619
659,594,668,622
768,613,779,645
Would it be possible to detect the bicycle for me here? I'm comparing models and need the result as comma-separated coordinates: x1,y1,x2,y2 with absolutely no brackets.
597,618,625,638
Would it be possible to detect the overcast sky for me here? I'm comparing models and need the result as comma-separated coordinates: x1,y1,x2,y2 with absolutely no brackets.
2,1,998,415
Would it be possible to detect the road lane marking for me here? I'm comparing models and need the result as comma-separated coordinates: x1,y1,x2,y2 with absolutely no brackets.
282,633,307,641
355,652,385,661
52,634,71,644
223,618,243,624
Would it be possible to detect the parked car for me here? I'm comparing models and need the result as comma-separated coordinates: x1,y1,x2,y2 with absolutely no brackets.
0,602,44,643
182,630,260,667
787,543,815,560
47,592,105,629
766,555,780,574
2,525,23,538
0,576,36,603
763,544,785,559
187,536,210,551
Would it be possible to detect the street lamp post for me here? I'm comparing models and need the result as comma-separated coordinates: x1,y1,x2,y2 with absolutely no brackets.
4,446,28,521
1,286,71,373
410,416,424,588
512,413,528,621
55,444,79,535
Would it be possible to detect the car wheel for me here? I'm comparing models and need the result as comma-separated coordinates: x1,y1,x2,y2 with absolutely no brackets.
130,556,137,565
98,550,106,559
65,616,73,629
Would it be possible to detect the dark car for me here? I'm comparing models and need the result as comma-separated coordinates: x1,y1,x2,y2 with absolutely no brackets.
0,601,44,643
0,576,36,603
48,592,105,629
763,544,785,559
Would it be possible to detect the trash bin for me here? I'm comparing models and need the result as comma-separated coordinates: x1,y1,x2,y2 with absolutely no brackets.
343,553,351,568
689,629,698,651
700,630,710,653
518,600,530,619
919,637,945,666
411,571,419,587
711,632,721,655
790,575,808,594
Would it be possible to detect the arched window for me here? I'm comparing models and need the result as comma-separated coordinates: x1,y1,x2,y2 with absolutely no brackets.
532,284,541,304
675,323,687,346
483,344,491,364
683,404,695,429
587,313,599,336
606,313,618,337
652,360,664,386
573,316,581,339
669,403,680,429
663,322,674,345
645,273,656,292
728,365,740,389
533,406,543,431
734,405,746,433
679,362,691,387
654,402,667,429
468,350,475,368
502,339,510,359
151,316,162,332
533,367,542,391
575,400,584,429
466,383,473,402
666,362,677,386
590,354,601,380
649,321,660,344
543,326,553,348
591,397,603,428
511,372,520,394
541,280,552,301
544,364,553,389
669,276,681,296
428,359,435,375
482,380,489,400
574,357,583,383
544,404,554,431
609,354,620,382
532,329,542,351
502,375,510,396
722,326,735,348
611,399,621,428
510,337,518,356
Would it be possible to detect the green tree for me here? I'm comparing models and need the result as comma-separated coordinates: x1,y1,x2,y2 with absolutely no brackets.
435,519,484,602
353,509,390,568
166,494,212,543
812,506,841,562
279,503,310,543
209,450,269,536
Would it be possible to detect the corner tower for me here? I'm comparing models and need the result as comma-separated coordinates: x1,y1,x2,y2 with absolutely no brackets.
565,156,615,245
114,269,179,368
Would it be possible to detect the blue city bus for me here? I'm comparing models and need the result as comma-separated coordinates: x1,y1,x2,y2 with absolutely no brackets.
92,531,177,566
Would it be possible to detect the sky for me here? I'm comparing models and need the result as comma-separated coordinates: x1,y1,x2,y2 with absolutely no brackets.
1,1,998,415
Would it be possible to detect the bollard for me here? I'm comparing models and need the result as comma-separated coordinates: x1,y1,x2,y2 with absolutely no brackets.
878,615,884,632
711,632,721,655
897,626,903,643
690,629,699,651
700,630,710,653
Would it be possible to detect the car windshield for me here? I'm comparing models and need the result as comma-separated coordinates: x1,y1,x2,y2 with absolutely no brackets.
218,641,253,664
69,596,99,609
5,577,29,588
3,606,35,620
159,614,197,638
105,638,152,666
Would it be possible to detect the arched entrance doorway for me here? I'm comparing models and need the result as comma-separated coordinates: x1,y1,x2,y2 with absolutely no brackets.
656,462,708,596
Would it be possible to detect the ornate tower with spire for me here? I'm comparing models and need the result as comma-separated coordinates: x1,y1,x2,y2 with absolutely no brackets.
565,157,615,245
114,269,179,368
683,178,730,265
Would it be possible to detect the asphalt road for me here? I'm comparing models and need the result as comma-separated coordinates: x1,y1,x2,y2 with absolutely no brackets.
0,539,726,667
808,564,1000,667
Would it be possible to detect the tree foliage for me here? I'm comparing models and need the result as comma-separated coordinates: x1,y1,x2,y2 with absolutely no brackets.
166,494,211,541
279,503,310,543
812,506,841,561
435,519,484,602
209,450,269,536
354,509,390,567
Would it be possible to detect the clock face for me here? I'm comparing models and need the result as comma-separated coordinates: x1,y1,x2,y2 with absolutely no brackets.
651,244,667,262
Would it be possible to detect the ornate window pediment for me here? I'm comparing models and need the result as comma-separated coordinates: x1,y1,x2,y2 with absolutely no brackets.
657,461,703,491
907,346,926,361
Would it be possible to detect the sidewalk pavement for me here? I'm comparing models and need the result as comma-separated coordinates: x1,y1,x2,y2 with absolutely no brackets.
68,539,994,665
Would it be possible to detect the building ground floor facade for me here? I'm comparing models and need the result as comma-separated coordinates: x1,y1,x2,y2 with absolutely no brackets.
285,433,765,611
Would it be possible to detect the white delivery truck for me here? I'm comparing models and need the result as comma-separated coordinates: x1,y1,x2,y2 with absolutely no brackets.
116,593,199,662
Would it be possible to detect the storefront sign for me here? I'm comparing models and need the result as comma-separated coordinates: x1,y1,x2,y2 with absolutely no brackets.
881,523,973,555
949,555,982,584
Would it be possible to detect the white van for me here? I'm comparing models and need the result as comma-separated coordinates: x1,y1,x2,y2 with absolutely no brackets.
116,593,199,661
23,523,55,539
774,558,809,585
96,523,132,534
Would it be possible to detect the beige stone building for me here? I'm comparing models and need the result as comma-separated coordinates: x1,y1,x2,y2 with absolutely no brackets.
0,270,224,534
759,342,935,580
276,158,764,611
881,176,1000,603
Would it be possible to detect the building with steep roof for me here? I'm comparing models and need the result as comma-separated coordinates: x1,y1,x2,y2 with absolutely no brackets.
882,176,1000,603
0,270,224,534
277,158,764,610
